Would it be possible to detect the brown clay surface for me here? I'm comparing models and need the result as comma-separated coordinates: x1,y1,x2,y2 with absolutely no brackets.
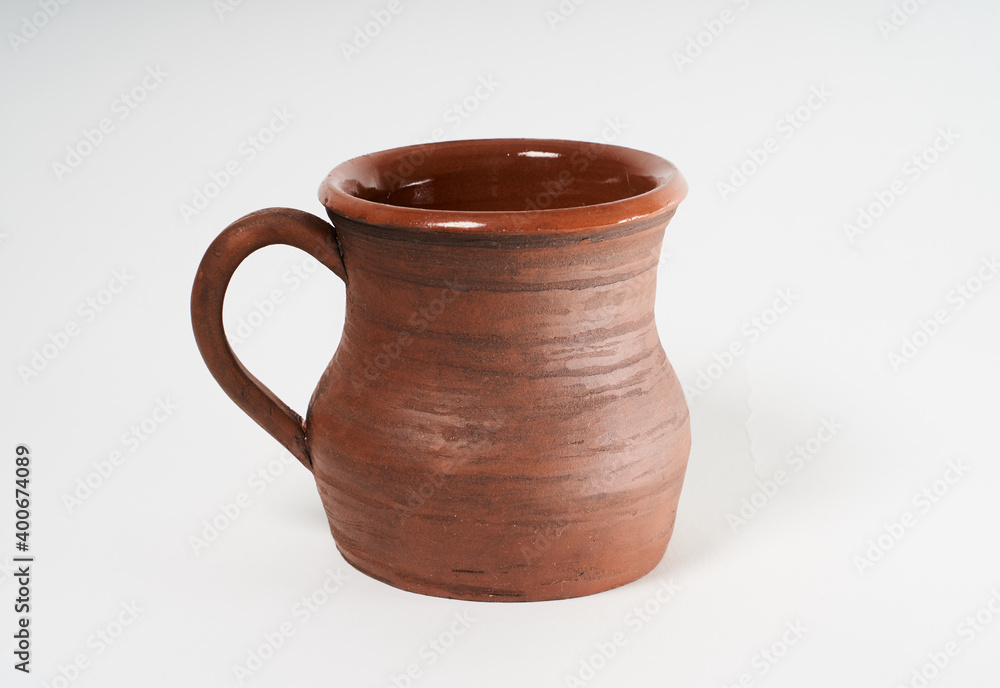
192,139,690,601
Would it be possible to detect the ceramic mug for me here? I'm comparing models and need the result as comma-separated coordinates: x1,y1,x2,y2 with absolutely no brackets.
191,138,690,601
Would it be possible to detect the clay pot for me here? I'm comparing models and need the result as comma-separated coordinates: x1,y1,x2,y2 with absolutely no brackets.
191,138,690,601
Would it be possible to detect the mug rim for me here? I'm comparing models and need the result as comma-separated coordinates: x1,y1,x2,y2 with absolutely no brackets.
318,138,687,234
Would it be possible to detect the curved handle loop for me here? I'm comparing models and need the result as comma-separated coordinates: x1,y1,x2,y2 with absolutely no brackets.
191,207,346,471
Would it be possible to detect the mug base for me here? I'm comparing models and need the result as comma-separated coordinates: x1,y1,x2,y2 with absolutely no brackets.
334,538,671,602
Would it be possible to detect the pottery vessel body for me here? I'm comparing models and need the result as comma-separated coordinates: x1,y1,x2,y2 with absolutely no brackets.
191,139,691,601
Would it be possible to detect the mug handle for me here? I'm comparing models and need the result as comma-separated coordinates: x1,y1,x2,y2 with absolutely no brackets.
190,207,347,471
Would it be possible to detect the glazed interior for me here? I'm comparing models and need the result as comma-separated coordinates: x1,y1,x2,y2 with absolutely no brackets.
320,138,687,232
358,150,657,211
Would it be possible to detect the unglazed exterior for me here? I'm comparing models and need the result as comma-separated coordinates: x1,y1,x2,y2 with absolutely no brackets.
191,139,690,601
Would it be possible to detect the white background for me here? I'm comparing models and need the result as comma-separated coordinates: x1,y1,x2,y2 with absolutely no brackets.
2,1,999,686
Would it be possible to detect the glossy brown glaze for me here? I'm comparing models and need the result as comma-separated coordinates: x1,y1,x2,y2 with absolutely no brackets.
192,139,690,601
